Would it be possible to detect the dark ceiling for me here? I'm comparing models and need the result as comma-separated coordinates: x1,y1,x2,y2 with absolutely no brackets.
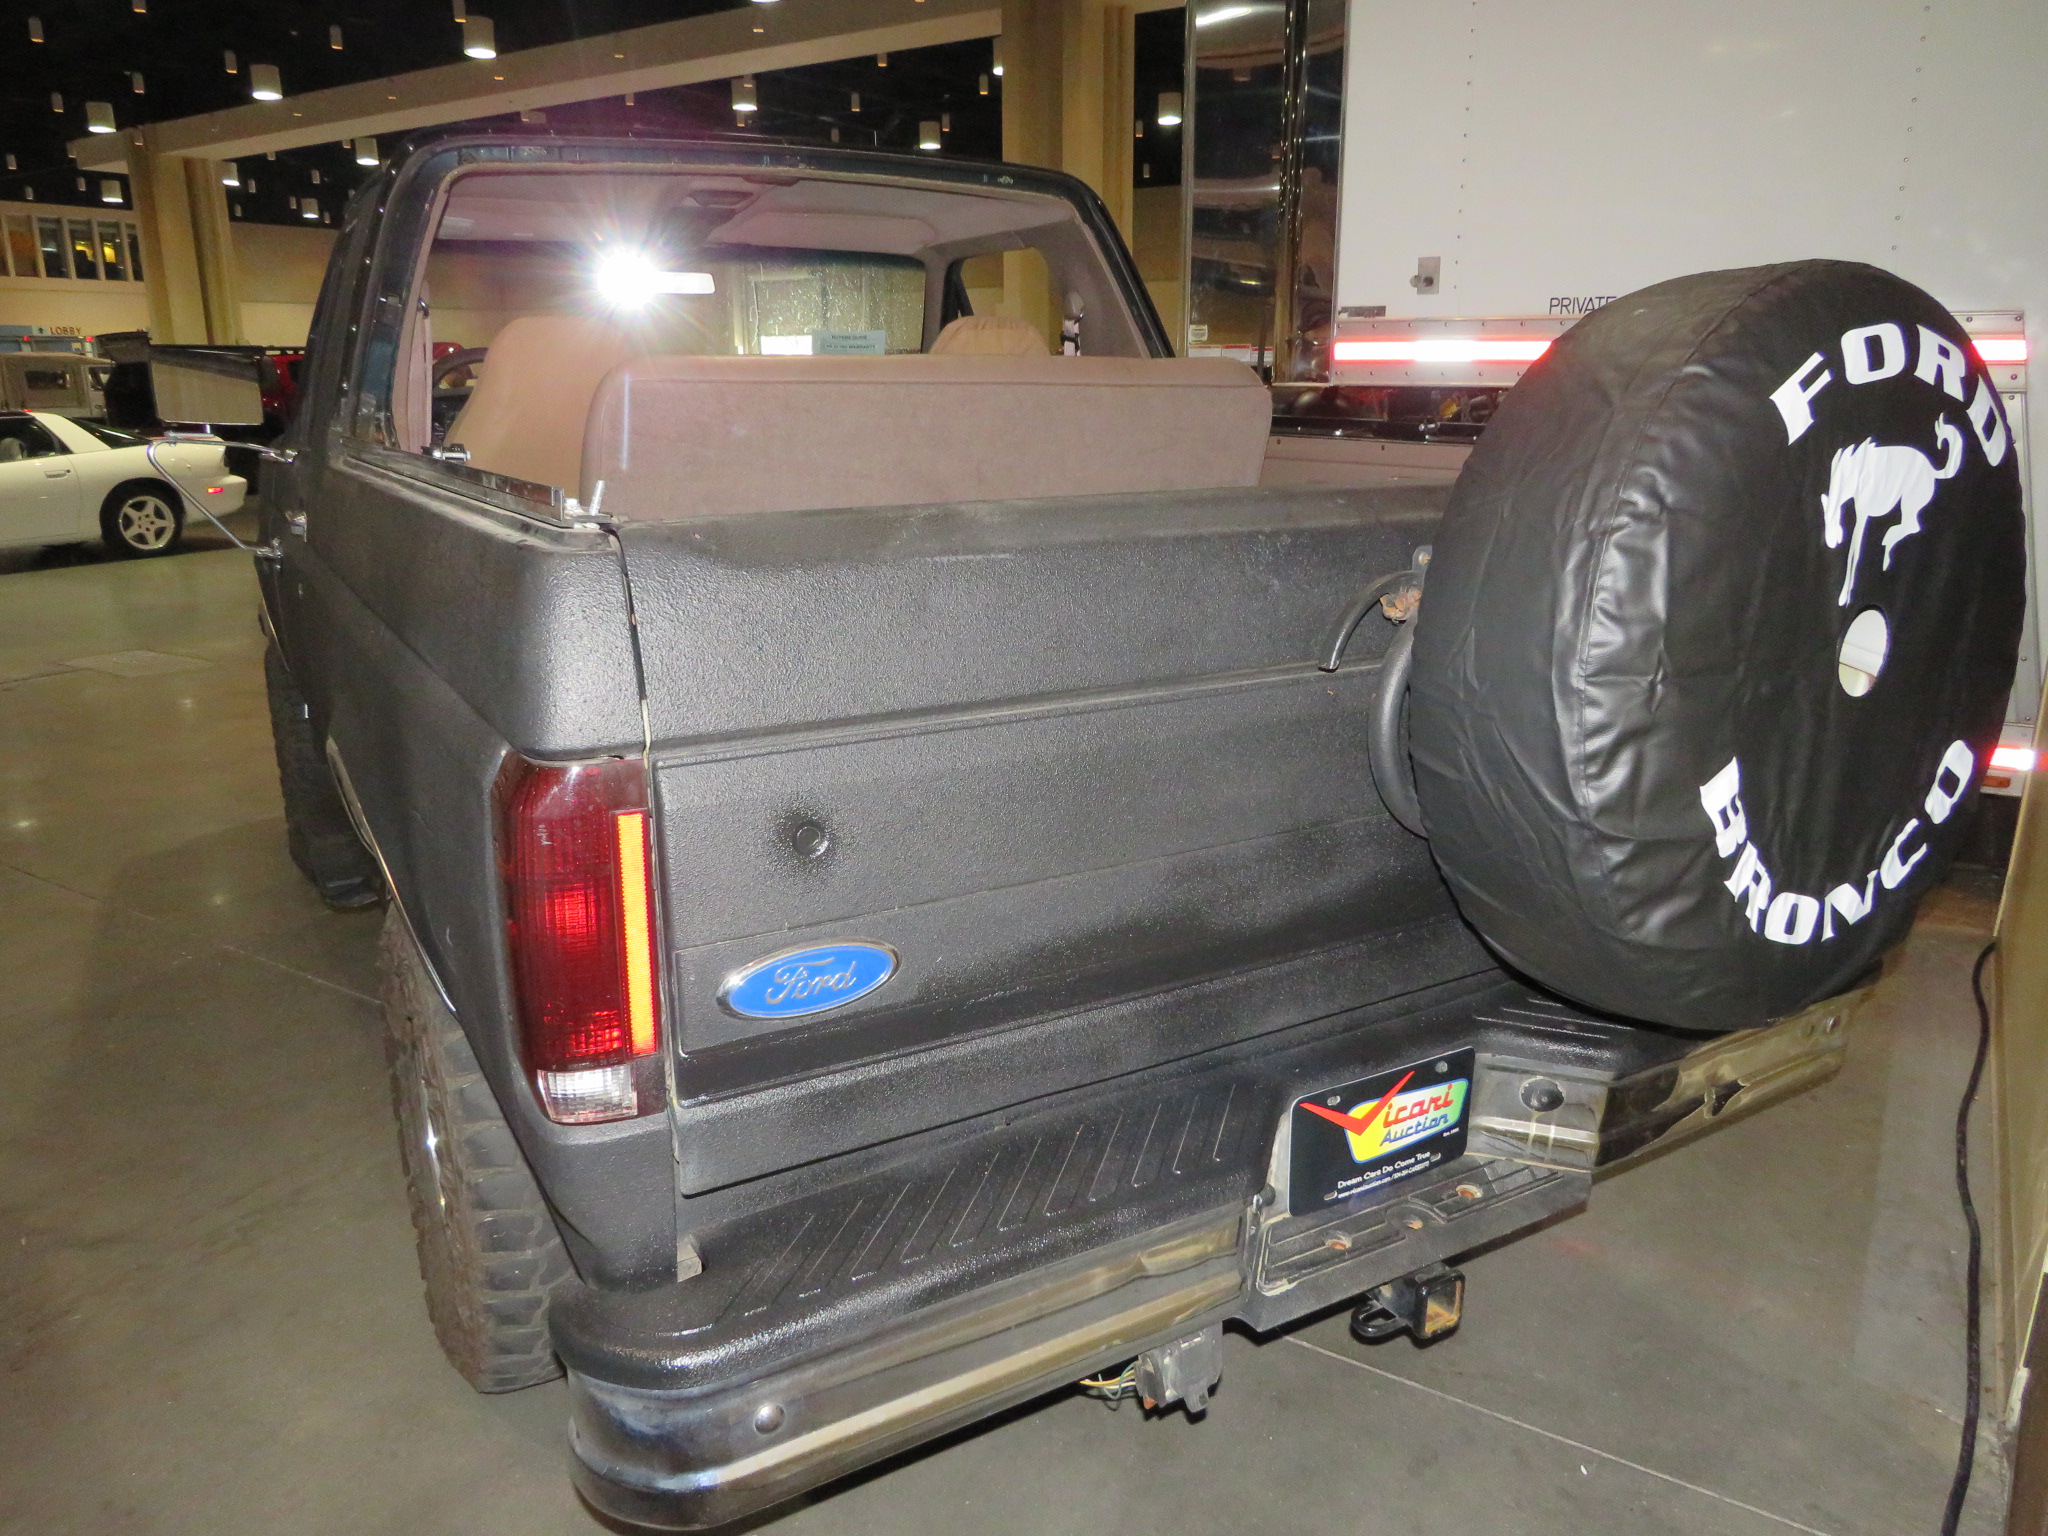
0,2,1183,224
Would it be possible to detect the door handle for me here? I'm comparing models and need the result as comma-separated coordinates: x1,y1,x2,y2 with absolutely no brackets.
42,466,69,477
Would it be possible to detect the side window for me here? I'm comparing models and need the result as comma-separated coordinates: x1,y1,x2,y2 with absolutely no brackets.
0,417,65,460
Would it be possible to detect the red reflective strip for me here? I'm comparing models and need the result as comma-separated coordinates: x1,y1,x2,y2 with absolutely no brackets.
1973,337,2028,364
1334,337,1552,364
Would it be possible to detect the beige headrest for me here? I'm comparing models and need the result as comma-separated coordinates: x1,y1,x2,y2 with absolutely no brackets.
446,315,650,490
930,314,1048,356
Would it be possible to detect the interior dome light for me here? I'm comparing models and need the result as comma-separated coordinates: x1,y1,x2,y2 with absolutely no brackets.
593,251,716,308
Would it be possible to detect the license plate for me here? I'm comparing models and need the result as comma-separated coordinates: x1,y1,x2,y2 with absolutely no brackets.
1287,1048,1475,1216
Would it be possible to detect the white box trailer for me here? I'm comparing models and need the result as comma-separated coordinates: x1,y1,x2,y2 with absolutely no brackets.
1317,0,2045,792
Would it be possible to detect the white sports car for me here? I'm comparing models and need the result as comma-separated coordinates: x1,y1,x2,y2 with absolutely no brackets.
0,409,248,559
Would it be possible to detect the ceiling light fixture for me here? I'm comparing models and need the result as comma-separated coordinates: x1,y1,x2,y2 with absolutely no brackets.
979,73,990,95
249,63,282,100
919,120,941,150
991,38,1002,75
1157,91,1182,126
302,198,319,219
221,166,240,187
329,24,343,49
131,72,145,94
27,16,43,43
85,102,116,133
49,92,63,114
100,179,122,203
354,136,379,166
731,75,757,112
463,15,497,59
223,49,237,73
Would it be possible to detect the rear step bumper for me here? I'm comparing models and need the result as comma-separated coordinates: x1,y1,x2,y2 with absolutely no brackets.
558,981,1862,1530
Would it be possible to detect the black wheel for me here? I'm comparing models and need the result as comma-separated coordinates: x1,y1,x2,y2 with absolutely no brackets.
1409,260,2025,1032
263,641,384,910
382,910,572,1392
99,480,184,558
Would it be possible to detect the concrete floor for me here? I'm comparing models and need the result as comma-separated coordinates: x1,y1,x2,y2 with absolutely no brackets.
0,531,2012,1535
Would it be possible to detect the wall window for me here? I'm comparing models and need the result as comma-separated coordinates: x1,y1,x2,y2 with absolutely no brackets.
2,216,37,278
96,221,126,282
35,218,69,279
67,220,99,280
2,212,145,282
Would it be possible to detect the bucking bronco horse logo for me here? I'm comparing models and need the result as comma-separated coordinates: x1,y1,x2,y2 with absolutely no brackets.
1821,416,1964,606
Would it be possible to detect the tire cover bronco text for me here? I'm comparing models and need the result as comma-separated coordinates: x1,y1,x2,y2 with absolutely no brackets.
1409,261,2025,1032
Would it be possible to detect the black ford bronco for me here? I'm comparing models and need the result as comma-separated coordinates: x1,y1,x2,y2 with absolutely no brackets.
255,129,2022,1528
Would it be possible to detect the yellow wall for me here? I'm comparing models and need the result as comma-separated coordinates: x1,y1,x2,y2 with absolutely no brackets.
231,221,338,347
0,278,151,338
1999,677,2048,1398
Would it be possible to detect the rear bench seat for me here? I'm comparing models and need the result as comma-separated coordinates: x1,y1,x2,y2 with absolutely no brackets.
448,316,1275,518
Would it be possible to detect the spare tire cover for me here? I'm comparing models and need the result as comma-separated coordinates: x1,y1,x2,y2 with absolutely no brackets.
1409,261,2025,1032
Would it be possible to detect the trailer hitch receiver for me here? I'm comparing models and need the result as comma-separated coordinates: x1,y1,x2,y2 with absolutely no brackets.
1351,1262,1465,1344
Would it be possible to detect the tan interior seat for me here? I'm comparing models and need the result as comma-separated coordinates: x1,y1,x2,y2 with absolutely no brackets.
929,314,1048,356
580,354,1274,522
445,315,647,491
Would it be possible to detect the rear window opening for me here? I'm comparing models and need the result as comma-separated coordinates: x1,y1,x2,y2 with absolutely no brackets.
363,160,1156,471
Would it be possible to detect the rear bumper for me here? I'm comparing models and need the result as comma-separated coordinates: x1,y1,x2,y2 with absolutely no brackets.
560,984,1861,1530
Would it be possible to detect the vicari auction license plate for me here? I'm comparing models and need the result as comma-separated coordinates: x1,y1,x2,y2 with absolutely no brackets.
1287,1048,1475,1216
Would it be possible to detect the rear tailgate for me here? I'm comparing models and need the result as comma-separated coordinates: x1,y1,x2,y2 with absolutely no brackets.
615,483,1488,1192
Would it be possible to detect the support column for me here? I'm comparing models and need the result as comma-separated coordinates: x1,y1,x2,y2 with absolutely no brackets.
186,159,244,345
124,131,242,344
999,0,1136,340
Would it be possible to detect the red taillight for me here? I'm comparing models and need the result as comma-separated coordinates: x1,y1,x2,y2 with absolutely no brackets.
496,756,663,1124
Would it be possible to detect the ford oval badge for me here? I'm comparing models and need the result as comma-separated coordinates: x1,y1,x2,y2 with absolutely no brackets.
718,941,898,1020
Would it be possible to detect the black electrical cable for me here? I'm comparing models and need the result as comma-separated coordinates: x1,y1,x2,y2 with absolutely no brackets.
1941,939,1996,1536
